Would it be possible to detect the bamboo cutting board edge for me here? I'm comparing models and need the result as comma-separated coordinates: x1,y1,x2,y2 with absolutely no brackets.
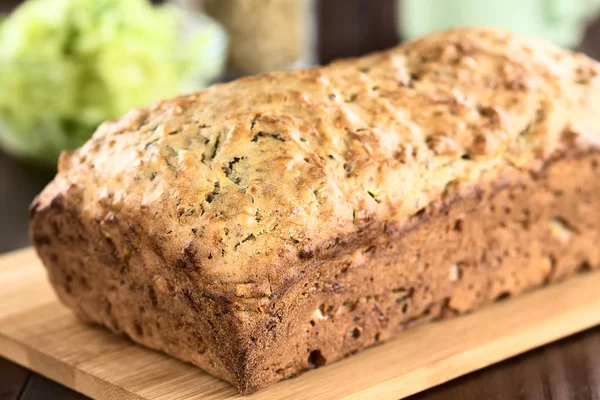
1,247,599,400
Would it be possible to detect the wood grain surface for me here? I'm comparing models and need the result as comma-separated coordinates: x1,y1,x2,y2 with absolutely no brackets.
409,328,600,400
1,248,599,400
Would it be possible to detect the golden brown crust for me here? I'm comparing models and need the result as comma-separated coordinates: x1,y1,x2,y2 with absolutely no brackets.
30,28,600,393
30,152,600,394
36,28,600,288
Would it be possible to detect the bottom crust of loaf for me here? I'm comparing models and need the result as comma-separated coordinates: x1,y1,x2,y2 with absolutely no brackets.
31,152,600,394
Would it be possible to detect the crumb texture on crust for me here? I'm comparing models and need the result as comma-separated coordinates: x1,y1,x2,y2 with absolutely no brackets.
34,28,600,286
29,28,600,394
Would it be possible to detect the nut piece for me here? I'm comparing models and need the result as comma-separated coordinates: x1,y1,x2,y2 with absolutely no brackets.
550,218,573,243
449,264,462,282
311,306,327,322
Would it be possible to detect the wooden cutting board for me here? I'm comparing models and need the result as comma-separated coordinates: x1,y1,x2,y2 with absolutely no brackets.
1,248,599,400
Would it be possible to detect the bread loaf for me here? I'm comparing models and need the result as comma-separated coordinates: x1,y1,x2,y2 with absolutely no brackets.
30,28,600,394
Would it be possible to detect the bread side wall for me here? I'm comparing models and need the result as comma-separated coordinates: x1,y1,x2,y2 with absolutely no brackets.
29,152,600,394
29,191,249,388
240,152,600,392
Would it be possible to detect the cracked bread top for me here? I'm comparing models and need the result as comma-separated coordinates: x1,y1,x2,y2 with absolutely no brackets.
33,28,600,291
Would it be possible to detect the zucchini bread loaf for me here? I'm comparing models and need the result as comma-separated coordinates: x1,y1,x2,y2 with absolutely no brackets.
30,28,600,394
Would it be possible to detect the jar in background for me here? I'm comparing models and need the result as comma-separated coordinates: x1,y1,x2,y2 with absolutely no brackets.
203,0,317,77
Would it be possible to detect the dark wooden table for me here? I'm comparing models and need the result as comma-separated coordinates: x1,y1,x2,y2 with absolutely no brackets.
1,1,600,399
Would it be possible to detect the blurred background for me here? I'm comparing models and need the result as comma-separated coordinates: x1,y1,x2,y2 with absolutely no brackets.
0,0,599,253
